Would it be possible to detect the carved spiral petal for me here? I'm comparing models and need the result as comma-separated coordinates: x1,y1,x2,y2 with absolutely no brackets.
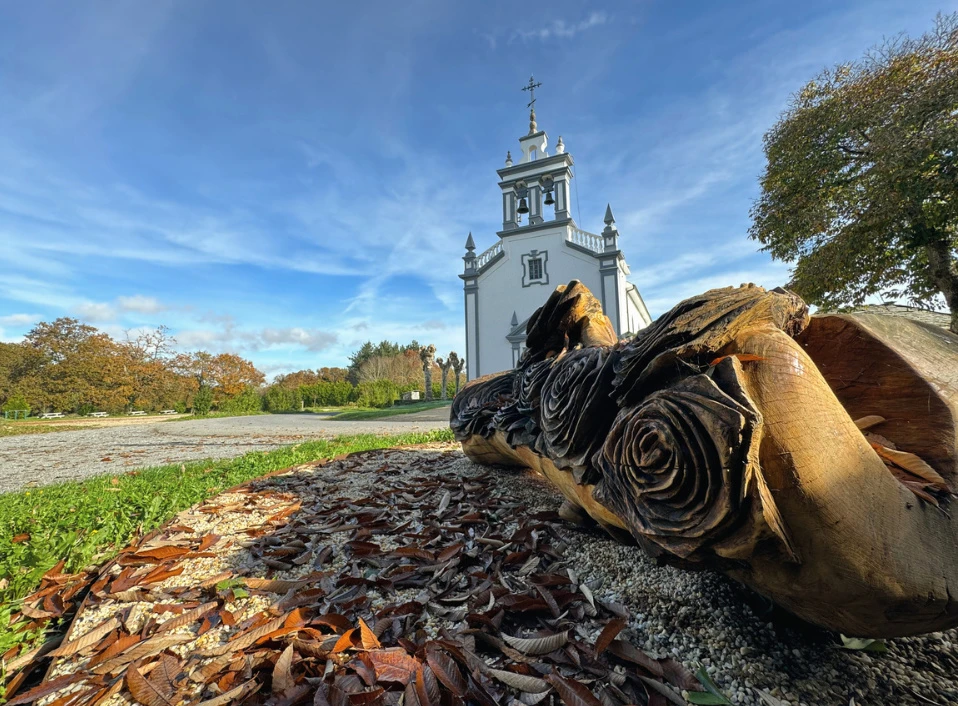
450,370,516,441
493,357,561,448
594,373,754,558
538,346,619,481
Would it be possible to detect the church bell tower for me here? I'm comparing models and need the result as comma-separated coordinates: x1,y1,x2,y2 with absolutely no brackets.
498,76,575,234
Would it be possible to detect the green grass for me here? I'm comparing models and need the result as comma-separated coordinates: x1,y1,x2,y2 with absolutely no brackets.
0,424,87,438
331,400,452,421
0,428,454,659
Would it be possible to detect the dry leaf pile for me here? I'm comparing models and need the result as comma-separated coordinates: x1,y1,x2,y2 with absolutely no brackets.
2,561,99,699
6,445,707,706
854,415,955,506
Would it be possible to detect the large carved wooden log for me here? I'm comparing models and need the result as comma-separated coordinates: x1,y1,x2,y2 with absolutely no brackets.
451,279,958,637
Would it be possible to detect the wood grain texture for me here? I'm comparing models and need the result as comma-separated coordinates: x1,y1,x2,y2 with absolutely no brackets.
452,280,958,637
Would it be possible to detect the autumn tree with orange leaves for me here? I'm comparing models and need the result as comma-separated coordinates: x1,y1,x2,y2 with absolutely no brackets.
0,319,265,414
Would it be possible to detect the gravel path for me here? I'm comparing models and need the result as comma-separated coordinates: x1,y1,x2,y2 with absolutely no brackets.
0,410,449,494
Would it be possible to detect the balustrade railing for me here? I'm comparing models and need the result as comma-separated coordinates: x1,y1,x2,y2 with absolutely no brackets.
568,227,605,254
475,241,503,269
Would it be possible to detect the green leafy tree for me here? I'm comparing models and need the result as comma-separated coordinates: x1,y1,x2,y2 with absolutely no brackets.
263,386,302,412
750,14,958,330
192,385,213,415
2,394,29,415
219,386,263,415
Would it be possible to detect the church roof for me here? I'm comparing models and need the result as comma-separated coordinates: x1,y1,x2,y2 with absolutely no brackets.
507,316,530,342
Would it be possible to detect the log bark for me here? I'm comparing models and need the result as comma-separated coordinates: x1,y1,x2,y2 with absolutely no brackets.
450,279,958,637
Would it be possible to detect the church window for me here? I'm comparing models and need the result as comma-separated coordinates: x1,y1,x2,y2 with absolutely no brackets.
521,251,549,286
528,257,543,280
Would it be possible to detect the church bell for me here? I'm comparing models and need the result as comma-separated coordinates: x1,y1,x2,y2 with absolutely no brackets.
543,190,555,206
516,197,530,215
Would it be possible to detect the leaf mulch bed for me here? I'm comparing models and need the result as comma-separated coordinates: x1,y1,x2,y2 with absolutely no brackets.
6,443,705,706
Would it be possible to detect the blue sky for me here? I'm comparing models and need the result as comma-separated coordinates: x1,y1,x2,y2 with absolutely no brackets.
0,0,952,378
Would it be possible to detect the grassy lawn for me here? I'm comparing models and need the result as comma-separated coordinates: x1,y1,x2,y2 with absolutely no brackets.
0,424,87,438
0,428,454,661
330,399,452,421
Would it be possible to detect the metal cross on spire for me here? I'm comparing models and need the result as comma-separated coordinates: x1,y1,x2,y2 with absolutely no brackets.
522,75,542,109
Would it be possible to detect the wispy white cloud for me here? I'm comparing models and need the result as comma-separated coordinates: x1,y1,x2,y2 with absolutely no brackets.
175,324,339,354
514,12,608,42
73,301,116,322
70,295,171,323
0,313,41,326
116,295,166,314
258,328,338,352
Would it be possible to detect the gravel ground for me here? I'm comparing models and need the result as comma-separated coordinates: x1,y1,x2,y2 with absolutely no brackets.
0,411,449,494
47,445,958,706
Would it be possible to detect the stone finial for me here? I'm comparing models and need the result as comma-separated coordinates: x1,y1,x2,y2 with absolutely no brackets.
604,204,616,228
505,151,513,167
556,136,565,154
529,108,537,135
511,311,519,327
465,232,476,251
603,204,619,253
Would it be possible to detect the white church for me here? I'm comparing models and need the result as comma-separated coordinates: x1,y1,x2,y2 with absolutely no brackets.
460,86,652,381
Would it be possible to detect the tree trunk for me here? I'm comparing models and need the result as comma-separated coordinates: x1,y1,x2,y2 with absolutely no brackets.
451,279,958,637
440,365,449,400
419,345,436,401
925,238,958,334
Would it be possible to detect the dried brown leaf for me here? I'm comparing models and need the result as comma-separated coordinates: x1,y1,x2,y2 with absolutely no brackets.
272,644,295,694
854,415,886,430
637,676,686,706
415,665,441,706
544,672,602,706
198,615,286,656
155,601,218,634
132,546,191,562
484,667,550,694
606,639,663,678
425,648,467,697
358,618,381,650
48,617,121,657
659,657,700,691
872,443,950,489
195,678,259,706
127,662,176,706
501,630,568,656
93,634,194,674
88,633,142,667
332,628,359,654
5,673,83,706
244,577,310,593
594,618,626,657
367,648,420,685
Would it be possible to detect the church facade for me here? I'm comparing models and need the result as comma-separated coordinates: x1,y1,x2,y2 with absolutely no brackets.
461,105,652,381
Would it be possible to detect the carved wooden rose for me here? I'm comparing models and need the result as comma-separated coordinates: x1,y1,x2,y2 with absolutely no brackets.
452,279,958,637
539,346,618,483
594,371,756,559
